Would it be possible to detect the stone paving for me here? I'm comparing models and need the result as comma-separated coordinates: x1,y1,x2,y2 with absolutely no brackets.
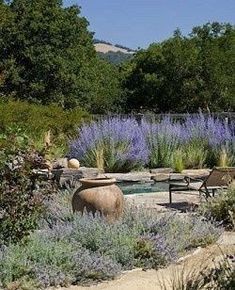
105,169,209,213
125,191,200,212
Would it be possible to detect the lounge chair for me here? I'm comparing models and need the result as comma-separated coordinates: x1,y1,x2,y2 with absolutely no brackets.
168,167,235,204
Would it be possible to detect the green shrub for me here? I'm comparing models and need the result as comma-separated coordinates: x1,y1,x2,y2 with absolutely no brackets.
0,128,54,245
171,140,207,172
198,187,235,230
0,99,90,156
172,149,185,172
218,146,235,167
210,255,235,290
183,140,207,169
148,133,179,168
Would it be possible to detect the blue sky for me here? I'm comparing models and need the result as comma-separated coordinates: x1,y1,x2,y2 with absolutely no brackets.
64,0,235,49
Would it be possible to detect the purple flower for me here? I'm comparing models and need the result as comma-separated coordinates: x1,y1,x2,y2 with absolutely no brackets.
69,117,149,172
68,115,235,171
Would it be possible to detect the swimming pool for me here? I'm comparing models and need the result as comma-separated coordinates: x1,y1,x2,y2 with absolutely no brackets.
118,181,169,195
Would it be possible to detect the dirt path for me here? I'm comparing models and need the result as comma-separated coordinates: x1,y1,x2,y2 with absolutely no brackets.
51,232,235,290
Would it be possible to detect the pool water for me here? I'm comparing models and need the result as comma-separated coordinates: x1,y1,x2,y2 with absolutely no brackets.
118,181,169,195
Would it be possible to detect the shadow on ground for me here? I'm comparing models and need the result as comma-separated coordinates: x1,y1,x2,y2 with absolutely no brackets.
158,201,198,212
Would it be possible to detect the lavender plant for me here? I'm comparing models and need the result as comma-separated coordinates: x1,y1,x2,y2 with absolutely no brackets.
142,117,181,168
0,229,121,288
69,117,149,172
40,189,74,228
69,114,234,172
134,233,177,269
42,212,139,268
0,197,222,289
127,210,222,254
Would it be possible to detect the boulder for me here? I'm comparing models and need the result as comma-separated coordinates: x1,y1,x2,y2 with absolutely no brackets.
52,158,68,169
151,173,170,182
52,167,100,188
104,172,152,183
150,168,173,174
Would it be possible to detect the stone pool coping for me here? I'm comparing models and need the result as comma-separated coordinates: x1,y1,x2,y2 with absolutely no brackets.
39,167,210,189
104,168,210,183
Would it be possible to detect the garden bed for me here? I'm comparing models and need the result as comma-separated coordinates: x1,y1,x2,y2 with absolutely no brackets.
0,190,222,290
50,233,235,290
0,124,234,290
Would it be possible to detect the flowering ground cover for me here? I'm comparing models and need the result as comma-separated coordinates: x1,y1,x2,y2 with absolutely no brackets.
0,190,221,289
69,114,235,172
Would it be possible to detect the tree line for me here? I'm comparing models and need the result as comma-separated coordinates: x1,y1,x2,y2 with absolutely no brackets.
0,0,234,113
122,24,235,113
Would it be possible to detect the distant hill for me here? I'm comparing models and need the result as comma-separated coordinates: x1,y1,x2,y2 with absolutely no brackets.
94,39,135,64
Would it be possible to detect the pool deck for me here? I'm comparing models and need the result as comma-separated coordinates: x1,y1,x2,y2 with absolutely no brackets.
104,169,208,212
125,190,200,212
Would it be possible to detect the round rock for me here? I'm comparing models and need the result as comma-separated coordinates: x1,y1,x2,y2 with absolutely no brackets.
68,158,80,169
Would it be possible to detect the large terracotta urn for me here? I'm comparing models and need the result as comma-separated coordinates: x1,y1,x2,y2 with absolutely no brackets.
72,178,124,221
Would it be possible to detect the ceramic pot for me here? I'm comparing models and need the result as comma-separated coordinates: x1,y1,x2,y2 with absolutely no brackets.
72,178,124,221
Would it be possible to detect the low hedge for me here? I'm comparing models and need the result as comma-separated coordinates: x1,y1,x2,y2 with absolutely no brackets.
0,99,90,141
